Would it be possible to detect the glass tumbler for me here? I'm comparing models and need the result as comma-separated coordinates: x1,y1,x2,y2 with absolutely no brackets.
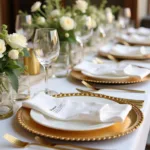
52,42,69,78
15,74,30,101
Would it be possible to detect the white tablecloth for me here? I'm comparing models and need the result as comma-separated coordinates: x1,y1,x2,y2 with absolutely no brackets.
0,76,150,150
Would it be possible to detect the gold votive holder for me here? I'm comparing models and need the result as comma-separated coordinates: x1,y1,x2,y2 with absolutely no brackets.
24,48,40,75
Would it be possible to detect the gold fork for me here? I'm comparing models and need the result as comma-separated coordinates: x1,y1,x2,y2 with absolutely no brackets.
107,54,119,63
82,81,145,94
35,136,114,150
3,134,66,150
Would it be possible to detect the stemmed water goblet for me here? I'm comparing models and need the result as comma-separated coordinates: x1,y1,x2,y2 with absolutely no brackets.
33,28,60,95
118,8,131,29
15,14,34,41
75,16,93,48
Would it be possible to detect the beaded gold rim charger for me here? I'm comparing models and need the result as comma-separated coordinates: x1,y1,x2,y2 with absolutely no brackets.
17,93,143,141
70,70,150,84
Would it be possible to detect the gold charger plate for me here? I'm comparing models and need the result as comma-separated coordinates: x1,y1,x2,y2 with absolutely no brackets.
70,70,150,84
17,93,143,141
98,50,150,60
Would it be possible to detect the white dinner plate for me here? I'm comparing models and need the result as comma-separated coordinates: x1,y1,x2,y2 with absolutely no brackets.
30,96,117,131
81,70,129,80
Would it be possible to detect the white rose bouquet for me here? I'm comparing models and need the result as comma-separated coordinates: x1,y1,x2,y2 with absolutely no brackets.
21,0,94,43
0,25,29,92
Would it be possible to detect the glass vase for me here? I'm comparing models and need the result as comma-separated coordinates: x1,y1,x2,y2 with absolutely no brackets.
0,73,13,119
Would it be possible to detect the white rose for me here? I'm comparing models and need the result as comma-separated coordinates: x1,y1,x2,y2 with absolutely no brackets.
60,16,75,31
36,17,46,24
6,33,27,49
8,50,19,60
75,0,88,13
50,9,60,18
0,39,6,55
31,1,41,12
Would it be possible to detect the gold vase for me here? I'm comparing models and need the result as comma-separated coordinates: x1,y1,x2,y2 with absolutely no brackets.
24,48,40,75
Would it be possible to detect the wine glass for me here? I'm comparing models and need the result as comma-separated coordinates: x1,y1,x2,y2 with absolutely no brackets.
118,8,131,29
15,14,34,41
75,16,93,48
33,28,60,95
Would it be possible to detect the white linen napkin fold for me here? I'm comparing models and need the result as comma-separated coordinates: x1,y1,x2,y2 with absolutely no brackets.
111,44,147,56
128,27,150,36
23,92,132,123
120,60,150,69
117,34,150,44
74,61,150,79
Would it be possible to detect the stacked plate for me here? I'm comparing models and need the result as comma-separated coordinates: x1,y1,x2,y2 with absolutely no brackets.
17,93,143,141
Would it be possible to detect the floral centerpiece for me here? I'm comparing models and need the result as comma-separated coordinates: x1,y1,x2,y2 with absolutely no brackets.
0,25,29,92
20,0,98,43
22,0,120,44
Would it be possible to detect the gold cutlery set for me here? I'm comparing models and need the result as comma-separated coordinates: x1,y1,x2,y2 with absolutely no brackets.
4,134,113,150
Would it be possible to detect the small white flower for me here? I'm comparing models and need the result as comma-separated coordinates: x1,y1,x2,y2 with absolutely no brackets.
8,50,19,60
75,0,88,13
106,12,114,23
60,16,75,31
31,1,41,12
65,33,70,38
66,12,72,17
42,5,46,9
6,33,27,49
50,9,60,18
0,39,6,55
105,7,112,13
36,17,46,25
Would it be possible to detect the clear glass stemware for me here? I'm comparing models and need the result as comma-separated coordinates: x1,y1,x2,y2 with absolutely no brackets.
118,8,131,29
33,28,60,95
75,16,93,48
15,14,34,41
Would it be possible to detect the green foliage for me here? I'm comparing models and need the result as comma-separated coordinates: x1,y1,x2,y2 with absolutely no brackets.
0,24,28,92
5,69,18,92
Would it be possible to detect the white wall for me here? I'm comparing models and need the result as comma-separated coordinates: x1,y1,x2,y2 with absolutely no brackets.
138,0,148,20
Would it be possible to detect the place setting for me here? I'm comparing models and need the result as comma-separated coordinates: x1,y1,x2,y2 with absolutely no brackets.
1,0,150,150
70,60,150,84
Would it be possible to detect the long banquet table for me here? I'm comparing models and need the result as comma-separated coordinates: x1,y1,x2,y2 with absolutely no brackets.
0,72,150,150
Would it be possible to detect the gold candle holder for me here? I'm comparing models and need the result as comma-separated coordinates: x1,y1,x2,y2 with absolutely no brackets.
24,48,40,75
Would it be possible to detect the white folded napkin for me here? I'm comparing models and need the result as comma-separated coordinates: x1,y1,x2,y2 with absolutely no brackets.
120,60,150,69
23,92,132,123
74,61,150,79
111,44,147,56
117,34,150,44
128,27,150,36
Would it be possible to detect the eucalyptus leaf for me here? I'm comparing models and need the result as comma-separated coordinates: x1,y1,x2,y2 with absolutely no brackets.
23,48,30,57
5,70,18,92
